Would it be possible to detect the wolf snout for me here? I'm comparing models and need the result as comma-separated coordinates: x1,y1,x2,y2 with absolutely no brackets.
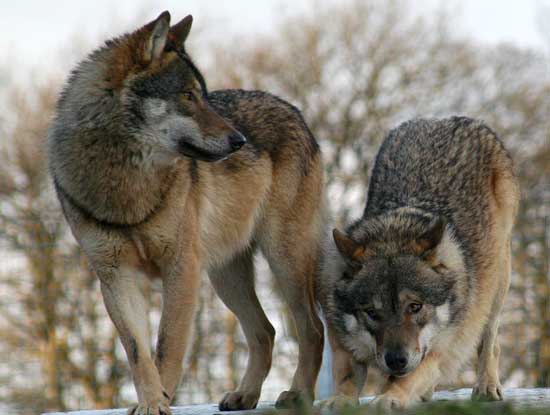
385,350,408,373
228,132,246,151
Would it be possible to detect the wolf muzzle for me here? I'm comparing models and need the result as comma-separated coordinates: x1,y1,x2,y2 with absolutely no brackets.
384,349,408,375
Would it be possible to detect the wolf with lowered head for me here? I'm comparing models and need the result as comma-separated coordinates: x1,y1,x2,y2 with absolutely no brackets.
319,117,519,409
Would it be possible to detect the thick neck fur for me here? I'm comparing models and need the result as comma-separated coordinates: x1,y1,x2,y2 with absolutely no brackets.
347,208,435,255
48,44,183,226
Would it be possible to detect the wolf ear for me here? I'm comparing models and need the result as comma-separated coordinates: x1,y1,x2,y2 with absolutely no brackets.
169,15,193,48
143,11,171,62
415,217,447,254
333,228,366,262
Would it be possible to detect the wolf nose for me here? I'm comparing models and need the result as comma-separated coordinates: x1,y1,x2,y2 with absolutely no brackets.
385,351,408,372
229,132,246,151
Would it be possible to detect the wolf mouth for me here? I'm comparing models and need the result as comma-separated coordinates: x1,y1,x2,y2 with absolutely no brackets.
389,370,409,378
178,140,229,162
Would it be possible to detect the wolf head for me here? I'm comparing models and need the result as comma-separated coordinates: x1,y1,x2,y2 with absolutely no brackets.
66,11,245,163
48,11,248,225
133,11,246,161
325,209,465,377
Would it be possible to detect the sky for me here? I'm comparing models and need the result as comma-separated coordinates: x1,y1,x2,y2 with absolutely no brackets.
0,0,548,78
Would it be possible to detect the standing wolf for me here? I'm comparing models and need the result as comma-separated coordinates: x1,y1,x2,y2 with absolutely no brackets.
48,11,325,415
318,117,519,409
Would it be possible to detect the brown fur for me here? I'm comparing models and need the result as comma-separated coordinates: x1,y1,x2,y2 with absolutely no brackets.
48,12,325,415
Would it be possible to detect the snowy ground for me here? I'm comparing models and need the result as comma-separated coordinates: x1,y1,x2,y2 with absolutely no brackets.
44,388,550,414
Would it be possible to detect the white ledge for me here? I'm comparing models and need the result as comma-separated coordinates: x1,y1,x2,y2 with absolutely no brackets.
43,388,550,414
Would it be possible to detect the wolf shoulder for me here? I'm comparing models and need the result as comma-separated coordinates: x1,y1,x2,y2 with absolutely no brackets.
366,116,518,210
377,116,515,173
207,89,320,169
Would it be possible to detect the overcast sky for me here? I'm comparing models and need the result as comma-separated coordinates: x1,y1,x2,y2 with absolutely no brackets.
0,0,548,79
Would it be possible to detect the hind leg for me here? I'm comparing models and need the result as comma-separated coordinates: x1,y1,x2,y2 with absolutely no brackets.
473,336,503,401
472,245,511,401
208,250,275,411
473,313,504,401
263,244,324,408
472,164,518,401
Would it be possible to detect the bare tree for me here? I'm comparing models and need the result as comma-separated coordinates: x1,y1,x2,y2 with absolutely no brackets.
0,82,128,413
0,2,548,413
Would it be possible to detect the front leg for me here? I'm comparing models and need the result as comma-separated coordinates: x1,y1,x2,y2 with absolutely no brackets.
99,268,170,415
320,328,368,409
372,352,440,410
155,256,201,401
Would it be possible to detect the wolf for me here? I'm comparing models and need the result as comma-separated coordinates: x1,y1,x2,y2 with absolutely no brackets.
47,11,325,415
318,117,519,409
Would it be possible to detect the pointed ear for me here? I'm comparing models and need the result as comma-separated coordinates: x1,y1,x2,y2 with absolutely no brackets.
143,11,171,63
415,217,446,254
169,15,193,48
333,228,366,262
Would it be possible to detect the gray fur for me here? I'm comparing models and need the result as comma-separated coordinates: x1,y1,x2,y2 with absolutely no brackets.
318,116,519,406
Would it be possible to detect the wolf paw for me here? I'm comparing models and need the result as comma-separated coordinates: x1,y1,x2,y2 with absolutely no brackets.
219,391,259,411
371,393,404,411
275,390,312,409
318,394,358,410
472,381,503,401
127,401,171,415
420,387,434,402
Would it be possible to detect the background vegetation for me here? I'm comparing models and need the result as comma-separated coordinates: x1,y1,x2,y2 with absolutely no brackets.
0,1,548,413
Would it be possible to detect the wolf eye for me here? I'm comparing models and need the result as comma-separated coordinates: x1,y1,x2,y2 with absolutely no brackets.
407,303,423,314
342,271,353,280
182,91,196,101
365,308,380,321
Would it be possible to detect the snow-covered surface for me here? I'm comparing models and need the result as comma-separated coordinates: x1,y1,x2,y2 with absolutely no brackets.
43,388,550,414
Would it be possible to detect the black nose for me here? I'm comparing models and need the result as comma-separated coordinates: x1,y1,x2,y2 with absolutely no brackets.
228,132,246,151
385,350,408,372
